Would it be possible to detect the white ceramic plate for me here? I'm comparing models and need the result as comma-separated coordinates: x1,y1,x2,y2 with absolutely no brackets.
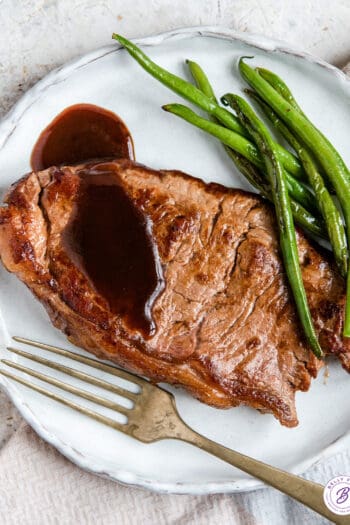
1,27,350,494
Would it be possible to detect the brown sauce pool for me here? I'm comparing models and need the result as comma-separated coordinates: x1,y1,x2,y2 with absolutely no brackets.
31,103,134,170
32,105,163,337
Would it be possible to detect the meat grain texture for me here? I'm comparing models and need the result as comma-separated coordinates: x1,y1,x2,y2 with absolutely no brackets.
0,159,349,427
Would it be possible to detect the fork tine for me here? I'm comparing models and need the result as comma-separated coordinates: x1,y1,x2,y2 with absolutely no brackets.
13,336,147,388
1,359,131,415
7,346,137,401
0,368,125,432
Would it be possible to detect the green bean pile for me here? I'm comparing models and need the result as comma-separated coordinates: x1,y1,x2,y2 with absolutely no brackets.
113,33,350,358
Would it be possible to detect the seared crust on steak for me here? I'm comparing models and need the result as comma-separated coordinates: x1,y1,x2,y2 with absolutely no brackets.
0,159,349,427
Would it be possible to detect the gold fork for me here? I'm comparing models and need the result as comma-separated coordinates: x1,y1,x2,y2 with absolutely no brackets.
0,337,347,524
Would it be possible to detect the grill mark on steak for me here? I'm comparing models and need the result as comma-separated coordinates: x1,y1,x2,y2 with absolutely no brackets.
226,232,249,283
37,172,54,278
208,197,224,242
1,159,350,427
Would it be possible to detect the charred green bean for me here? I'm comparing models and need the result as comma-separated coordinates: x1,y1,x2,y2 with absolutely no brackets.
224,93,322,357
239,57,350,336
112,34,306,181
245,89,347,277
162,103,317,214
186,59,325,238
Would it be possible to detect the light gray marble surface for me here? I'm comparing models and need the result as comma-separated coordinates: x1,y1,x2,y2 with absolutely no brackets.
1,0,350,472
1,0,350,119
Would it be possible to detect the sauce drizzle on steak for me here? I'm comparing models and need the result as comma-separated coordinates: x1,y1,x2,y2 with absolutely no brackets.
62,164,164,338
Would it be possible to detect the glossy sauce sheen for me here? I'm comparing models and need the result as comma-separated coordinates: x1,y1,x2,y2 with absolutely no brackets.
31,104,134,170
62,165,164,338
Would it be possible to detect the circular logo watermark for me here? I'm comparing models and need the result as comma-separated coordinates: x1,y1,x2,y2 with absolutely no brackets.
323,476,350,515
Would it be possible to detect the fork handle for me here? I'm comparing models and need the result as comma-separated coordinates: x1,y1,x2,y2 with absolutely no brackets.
180,428,345,523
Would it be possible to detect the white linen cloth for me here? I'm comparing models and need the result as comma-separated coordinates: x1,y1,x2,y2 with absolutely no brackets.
1,23,350,525
1,422,349,524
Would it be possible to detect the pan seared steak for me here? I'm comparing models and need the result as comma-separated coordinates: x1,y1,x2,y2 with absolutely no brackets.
0,159,349,427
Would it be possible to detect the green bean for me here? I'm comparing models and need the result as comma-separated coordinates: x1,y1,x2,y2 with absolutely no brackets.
286,172,318,215
245,90,347,277
225,148,327,239
186,59,217,101
289,201,327,240
240,59,350,180
186,61,272,201
255,68,304,112
112,34,306,181
113,34,244,132
238,57,350,336
186,60,326,238
224,94,322,357
224,147,278,198
162,103,317,214
256,67,336,193
257,65,345,165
